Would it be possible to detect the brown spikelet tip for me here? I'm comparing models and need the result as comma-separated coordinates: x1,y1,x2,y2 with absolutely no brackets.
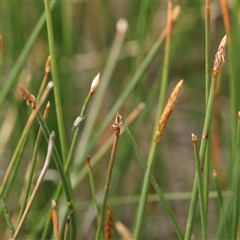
238,111,240,119
20,85,37,109
155,80,183,143
45,55,51,74
191,133,198,144
213,169,217,178
104,208,113,240
213,35,227,74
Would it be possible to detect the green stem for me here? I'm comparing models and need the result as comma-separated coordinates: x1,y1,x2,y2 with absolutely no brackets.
184,74,218,239
0,0,57,106
36,112,77,239
133,143,158,239
43,0,68,162
41,85,96,239
213,170,230,239
203,0,211,224
232,112,240,239
192,135,207,239
123,121,183,239
1,197,15,236
95,116,121,240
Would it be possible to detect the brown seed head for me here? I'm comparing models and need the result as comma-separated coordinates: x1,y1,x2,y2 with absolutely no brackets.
213,35,227,75
45,55,51,75
155,80,183,144
104,208,113,240
20,85,37,109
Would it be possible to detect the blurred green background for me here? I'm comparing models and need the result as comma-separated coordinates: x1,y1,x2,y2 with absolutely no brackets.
1,0,240,239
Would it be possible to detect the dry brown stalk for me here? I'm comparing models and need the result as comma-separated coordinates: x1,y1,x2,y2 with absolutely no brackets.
104,208,113,240
51,200,61,240
154,79,184,144
115,221,132,240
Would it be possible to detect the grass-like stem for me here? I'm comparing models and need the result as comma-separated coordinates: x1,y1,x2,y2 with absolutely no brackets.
11,132,55,240
191,134,207,239
41,74,99,239
184,35,227,239
1,197,15,236
133,80,183,239
232,112,240,239
17,102,50,224
43,0,68,162
122,120,183,239
87,156,100,221
95,113,122,240
203,0,211,224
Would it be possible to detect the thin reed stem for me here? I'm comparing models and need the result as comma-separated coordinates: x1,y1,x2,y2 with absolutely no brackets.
12,132,55,240
184,35,227,239
203,0,211,224
0,83,53,198
87,156,100,221
43,0,68,162
191,134,207,239
133,80,183,239
64,216,70,240
51,200,61,240
36,112,77,239
122,120,183,239
1,197,15,236
72,103,144,188
41,74,99,239
95,113,122,240
213,170,230,239
17,102,50,224
232,112,240,239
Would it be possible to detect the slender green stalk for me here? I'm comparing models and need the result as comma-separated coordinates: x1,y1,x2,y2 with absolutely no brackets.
0,0,56,106
232,112,240,239
191,134,207,239
72,103,143,188
43,0,68,162
133,80,183,239
36,112,77,239
75,19,128,164
213,170,230,239
184,36,227,239
0,83,52,198
41,74,99,239
87,156,100,221
17,102,50,224
153,0,173,128
1,197,15,236
220,0,237,164
203,0,211,224
123,120,183,239
12,132,55,240
95,113,122,240
64,216,70,240
184,176,199,240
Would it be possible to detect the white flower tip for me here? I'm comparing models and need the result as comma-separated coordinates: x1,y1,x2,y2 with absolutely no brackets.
138,102,145,110
51,199,56,207
221,35,227,47
47,81,54,89
91,73,100,91
116,18,128,34
172,5,181,21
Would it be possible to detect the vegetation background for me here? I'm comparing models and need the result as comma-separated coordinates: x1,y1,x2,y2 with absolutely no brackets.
1,0,240,239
